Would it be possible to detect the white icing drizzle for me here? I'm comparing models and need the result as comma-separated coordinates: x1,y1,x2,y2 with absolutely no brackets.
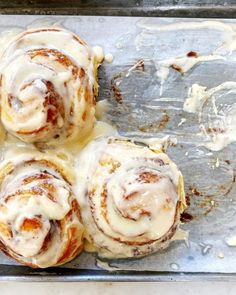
92,46,104,63
215,157,220,168
155,55,224,90
63,120,118,155
184,84,208,113
0,27,98,145
178,118,186,127
95,99,111,120
225,235,236,246
104,53,113,63
75,137,185,258
96,259,118,271
0,23,193,265
218,251,225,259
0,27,94,76
125,59,144,77
0,28,23,56
156,66,169,96
136,20,234,52
0,150,84,268
131,135,178,153
137,20,236,34
184,82,236,151
159,54,224,73
136,19,236,99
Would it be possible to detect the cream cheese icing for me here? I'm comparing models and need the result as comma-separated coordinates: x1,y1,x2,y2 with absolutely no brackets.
0,27,98,145
74,137,186,258
0,150,84,268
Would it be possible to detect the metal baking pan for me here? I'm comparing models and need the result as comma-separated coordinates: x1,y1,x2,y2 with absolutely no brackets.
1,0,236,18
0,5,236,281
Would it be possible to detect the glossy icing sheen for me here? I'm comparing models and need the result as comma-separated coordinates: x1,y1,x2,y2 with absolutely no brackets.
75,137,186,258
0,27,98,145
0,149,84,268
0,24,188,265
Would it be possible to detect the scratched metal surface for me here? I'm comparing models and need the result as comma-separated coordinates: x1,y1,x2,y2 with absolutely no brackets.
0,15,236,280
1,1,236,18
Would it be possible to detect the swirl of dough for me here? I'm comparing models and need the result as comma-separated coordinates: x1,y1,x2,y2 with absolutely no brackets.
75,137,186,258
0,150,84,268
0,27,98,144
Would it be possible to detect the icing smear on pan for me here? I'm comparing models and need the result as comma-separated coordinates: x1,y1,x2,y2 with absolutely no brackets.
136,19,236,150
155,54,225,95
137,19,236,54
137,20,236,96
184,82,236,151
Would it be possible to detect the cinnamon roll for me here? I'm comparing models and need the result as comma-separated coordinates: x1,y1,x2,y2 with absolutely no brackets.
0,27,99,145
76,137,186,258
0,150,84,268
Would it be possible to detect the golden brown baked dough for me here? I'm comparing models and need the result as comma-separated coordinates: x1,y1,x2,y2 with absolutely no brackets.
75,137,186,258
0,150,84,268
0,27,99,145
